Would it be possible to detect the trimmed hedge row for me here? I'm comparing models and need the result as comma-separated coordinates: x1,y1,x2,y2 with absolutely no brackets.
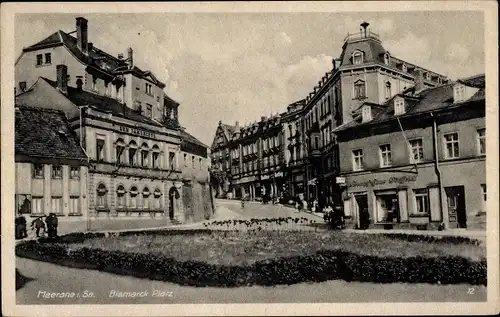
380,233,483,246
16,238,486,287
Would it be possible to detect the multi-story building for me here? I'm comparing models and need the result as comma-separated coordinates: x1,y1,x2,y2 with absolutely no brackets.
14,106,89,233
210,114,286,201
210,121,236,197
333,74,485,230
300,22,448,208
15,16,213,230
281,99,307,197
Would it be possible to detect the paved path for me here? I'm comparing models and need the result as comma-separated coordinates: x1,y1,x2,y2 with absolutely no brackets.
16,257,486,304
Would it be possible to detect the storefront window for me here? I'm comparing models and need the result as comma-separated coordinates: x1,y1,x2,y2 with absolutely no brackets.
375,192,399,223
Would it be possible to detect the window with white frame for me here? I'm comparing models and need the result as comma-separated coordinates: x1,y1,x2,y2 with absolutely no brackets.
154,188,162,209
146,104,153,118
146,83,153,95
32,197,44,215
130,186,139,209
385,82,392,99
379,144,392,167
169,152,176,169
354,80,366,99
454,84,466,102
36,54,43,66
352,149,364,171
184,153,188,167
116,185,126,209
69,196,80,215
409,139,423,163
362,105,372,122
443,133,459,159
128,141,138,165
143,188,151,210
394,98,405,115
33,164,44,178
96,184,108,209
92,76,97,91
70,167,80,179
477,128,486,155
152,145,160,168
51,197,63,215
96,137,106,162
52,165,62,178
353,51,363,65
402,63,407,72
413,189,429,215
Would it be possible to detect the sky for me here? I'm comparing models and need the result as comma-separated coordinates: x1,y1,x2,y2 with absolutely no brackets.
15,11,485,146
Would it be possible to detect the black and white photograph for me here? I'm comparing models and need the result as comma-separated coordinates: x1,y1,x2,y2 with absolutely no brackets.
1,2,498,316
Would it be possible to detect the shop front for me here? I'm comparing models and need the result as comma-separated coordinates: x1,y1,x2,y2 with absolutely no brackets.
341,165,444,230
260,171,285,199
232,175,260,200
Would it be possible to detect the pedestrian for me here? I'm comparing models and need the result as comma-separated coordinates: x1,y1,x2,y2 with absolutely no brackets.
45,213,58,238
19,215,27,238
32,216,46,238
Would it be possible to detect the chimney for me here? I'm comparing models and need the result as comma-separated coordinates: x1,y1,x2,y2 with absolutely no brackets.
361,21,370,38
56,64,68,94
118,53,124,60
88,42,93,53
235,121,240,129
414,69,425,92
76,17,88,54
127,47,134,68
261,116,266,122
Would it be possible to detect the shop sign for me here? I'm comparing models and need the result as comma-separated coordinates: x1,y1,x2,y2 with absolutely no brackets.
347,175,417,188
336,177,346,184
261,175,271,180
119,126,156,138
274,171,283,178
308,178,317,186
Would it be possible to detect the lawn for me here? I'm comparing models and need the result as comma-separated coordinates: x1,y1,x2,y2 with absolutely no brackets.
64,231,485,266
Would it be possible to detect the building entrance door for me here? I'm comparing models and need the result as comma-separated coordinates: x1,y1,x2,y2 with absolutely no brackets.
445,186,466,228
353,193,369,229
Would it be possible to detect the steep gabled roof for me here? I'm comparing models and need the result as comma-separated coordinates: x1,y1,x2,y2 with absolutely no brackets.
458,73,485,89
221,123,236,140
15,106,87,161
22,29,165,88
41,77,164,127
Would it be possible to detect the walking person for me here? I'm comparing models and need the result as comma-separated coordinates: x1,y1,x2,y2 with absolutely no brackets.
31,216,45,238
45,213,59,238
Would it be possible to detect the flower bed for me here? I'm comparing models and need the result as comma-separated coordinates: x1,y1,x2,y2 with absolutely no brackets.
15,230,487,287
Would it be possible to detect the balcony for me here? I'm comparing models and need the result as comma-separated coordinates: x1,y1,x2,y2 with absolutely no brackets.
344,30,380,43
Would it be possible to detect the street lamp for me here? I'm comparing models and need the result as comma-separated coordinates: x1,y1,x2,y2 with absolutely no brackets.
79,105,92,231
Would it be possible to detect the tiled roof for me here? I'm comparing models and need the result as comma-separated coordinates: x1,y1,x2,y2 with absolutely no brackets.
180,129,208,148
24,30,165,88
15,106,87,161
333,82,484,133
459,74,485,89
42,78,164,127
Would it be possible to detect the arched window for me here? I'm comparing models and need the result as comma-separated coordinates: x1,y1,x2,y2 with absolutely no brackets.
128,141,138,166
130,186,139,209
354,79,366,99
384,53,390,65
116,185,126,209
154,188,162,209
115,138,126,164
96,183,108,209
142,187,151,210
385,81,392,99
140,142,149,167
152,145,161,168
353,51,363,65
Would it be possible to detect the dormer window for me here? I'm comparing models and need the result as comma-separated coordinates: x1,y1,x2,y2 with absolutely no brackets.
402,63,407,72
385,81,392,99
384,53,390,65
453,84,466,103
425,72,430,81
394,97,405,115
353,51,363,65
362,105,372,122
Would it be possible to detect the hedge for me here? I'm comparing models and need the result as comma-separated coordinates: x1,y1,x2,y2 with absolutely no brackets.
16,238,487,287
380,233,483,246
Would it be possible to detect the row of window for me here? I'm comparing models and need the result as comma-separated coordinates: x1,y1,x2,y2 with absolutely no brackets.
32,164,80,179
351,130,486,171
96,184,163,210
31,196,81,215
96,137,177,169
183,153,204,170
36,53,51,66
